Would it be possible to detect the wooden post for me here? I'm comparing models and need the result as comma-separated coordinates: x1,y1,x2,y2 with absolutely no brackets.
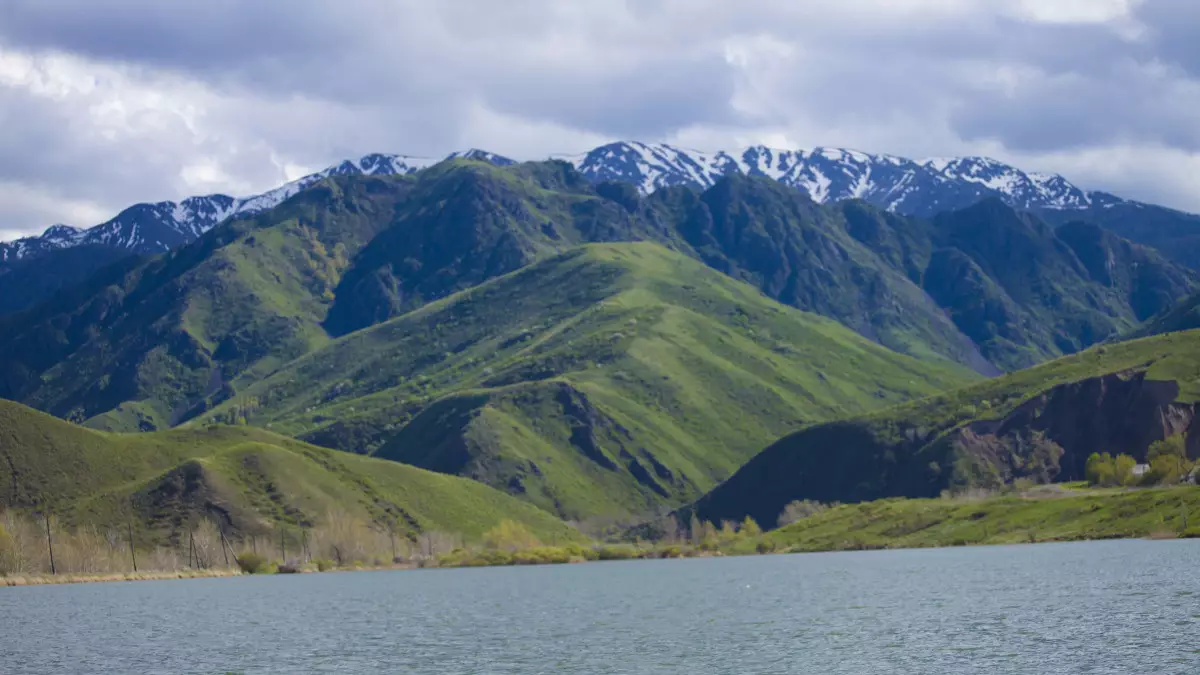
43,513,57,575
190,531,200,569
127,520,138,573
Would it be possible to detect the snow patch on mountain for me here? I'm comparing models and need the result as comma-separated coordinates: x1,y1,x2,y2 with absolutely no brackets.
0,141,1129,264
564,142,1101,215
0,154,448,262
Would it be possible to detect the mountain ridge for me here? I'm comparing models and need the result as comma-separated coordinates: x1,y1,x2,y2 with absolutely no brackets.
2,141,1173,265
196,241,976,519
0,161,1191,438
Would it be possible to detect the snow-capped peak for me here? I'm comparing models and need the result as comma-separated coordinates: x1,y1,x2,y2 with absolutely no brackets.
564,142,1098,214
41,224,83,241
1,153,459,262
448,149,517,166
1,142,1120,264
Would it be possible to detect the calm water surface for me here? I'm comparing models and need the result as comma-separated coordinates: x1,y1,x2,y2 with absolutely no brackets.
2,540,1198,674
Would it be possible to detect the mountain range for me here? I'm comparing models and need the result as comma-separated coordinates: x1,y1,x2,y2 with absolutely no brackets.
1,143,1199,540
2,158,1189,432
5,141,1196,265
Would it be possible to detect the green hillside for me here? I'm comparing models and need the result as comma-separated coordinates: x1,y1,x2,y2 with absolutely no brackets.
849,199,1195,370
1129,290,1200,338
200,243,976,519
0,174,424,432
3,161,1191,438
1038,200,1200,272
0,244,138,317
749,487,1200,553
693,329,1200,528
0,399,579,544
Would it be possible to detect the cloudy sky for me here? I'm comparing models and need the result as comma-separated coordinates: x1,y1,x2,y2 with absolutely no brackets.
1,0,1198,240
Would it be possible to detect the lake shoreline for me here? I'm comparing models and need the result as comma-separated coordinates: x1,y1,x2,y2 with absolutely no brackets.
5,531,1195,588
2,568,244,587
0,562,431,588
7,483,1198,588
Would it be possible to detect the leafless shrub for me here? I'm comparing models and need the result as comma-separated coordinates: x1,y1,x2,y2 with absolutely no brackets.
777,500,836,528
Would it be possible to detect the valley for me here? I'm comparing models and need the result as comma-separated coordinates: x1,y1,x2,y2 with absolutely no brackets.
1,148,1198,578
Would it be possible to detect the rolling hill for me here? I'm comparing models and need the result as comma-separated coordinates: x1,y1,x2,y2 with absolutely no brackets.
0,399,579,545
692,329,1200,528
3,159,1188,440
198,242,976,519
0,157,1194,526
0,161,679,431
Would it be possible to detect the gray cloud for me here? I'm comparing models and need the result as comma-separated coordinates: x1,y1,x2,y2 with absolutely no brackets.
1138,0,1200,76
0,0,1198,236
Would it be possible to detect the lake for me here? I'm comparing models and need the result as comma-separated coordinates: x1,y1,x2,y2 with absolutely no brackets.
2,540,1198,674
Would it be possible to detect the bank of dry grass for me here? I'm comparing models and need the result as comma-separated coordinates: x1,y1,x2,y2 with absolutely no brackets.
2,568,243,587
0,508,467,585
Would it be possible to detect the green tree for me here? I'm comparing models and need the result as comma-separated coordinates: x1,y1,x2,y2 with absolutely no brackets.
482,520,541,552
1148,434,1188,461
1145,434,1192,485
1085,453,1115,486
1114,454,1138,487
740,516,763,538
1147,454,1189,485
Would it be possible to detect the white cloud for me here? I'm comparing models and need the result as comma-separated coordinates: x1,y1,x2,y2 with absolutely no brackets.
1007,0,1143,26
0,0,1198,237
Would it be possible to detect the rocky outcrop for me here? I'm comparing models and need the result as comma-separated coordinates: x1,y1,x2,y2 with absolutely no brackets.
946,372,1196,486
693,369,1197,528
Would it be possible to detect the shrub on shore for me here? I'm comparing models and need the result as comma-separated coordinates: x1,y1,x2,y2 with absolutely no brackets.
235,552,272,574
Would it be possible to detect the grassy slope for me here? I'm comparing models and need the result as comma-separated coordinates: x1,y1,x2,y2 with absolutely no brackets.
6,161,1189,439
895,200,1194,371
0,399,578,544
0,160,677,431
693,329,1200,527
653,180,995,372
746,487,1200,553
1130,290,1200,339
0,244,137,317
202,243,976,519
0,175,417,432
1038,200,1200,272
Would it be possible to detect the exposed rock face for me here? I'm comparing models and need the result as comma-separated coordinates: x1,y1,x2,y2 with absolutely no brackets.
693,369,1198,528
947,372,1197,486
